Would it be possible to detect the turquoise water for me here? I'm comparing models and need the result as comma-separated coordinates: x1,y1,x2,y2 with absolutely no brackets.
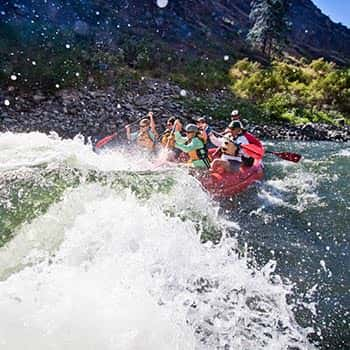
0,132,348,349
228,141,349,349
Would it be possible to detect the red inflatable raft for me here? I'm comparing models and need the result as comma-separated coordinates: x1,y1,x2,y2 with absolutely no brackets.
94,132,265,198
197,144,265,198
198,159,264,198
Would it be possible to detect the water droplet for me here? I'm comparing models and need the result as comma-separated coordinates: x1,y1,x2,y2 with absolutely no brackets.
224,55,229,61
180,89,187,97
157,0,168,8
4,99,10,106
75,72,80,77
32,61,37,66
117,104,121,109
96,11,100,15
55,84,60,88
65,44,71,49
10,75,17,81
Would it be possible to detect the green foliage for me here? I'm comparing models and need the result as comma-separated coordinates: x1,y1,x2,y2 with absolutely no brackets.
0,21,231,93
170,59,231,91
176,94,267,124
1,21,348,126
230,58,350,124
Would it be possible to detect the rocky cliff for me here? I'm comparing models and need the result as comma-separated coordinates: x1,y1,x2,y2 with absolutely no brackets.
288,0,350,64
0,0,349,64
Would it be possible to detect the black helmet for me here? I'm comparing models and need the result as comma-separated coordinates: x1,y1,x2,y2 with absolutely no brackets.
228,120,243,130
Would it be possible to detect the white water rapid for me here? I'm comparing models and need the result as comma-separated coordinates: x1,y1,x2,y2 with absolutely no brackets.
0,132,314,350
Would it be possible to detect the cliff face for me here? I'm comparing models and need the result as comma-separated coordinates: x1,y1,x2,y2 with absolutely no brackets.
288,0,350,63
1,0,349,64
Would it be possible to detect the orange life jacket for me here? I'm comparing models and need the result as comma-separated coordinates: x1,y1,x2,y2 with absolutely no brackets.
186,135,210,168
137,130,155,150
160,129,175,149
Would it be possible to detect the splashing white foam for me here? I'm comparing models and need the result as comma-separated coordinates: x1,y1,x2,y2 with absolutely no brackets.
259,169,324,212
0,132,315,349
336,148,350,157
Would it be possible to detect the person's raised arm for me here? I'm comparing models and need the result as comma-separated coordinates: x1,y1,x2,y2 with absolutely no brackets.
174,120,187,144
208,132,223,147
148,112,159,139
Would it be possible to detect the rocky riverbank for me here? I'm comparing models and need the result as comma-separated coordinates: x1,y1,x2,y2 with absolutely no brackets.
1,78,349,143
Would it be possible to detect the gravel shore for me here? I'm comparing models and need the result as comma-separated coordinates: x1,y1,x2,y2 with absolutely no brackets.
1,79,349,143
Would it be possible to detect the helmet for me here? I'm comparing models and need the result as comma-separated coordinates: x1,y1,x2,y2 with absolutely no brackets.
231,110,240,117
228,120,243,129
139,118,150,127
195,116,207,123
185,124,199,133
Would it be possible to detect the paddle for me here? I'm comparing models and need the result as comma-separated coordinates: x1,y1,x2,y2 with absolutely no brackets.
266,150,302,163
212,129,301,163
164,123,177,149
125,117,144,129
94,117,144,150
240,144,265,160
241,144,301,163
95,133,117,149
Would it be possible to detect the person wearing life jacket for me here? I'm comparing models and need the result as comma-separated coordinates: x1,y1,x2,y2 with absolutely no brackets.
225,119,263,149
222,109,241,135
174,121,211,169
227,120,257,167
125,112,158,151
228,110,262,148
208,120,252,173
195,116,216,149
159,117,184,161
160,117,176,149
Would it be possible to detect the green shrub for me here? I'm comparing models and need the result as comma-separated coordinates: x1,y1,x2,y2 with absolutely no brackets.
176,94,267,124
171,59,231,91
1,20,348,126
229,58,349,124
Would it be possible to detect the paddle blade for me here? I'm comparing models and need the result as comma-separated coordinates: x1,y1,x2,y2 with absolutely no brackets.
270,151,302,163
95,133,117,149
241,144,265,160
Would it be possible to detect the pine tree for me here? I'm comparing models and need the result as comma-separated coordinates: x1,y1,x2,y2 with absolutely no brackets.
248,0,290,58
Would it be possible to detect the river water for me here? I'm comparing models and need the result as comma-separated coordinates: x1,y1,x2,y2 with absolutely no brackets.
0,132,348,350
